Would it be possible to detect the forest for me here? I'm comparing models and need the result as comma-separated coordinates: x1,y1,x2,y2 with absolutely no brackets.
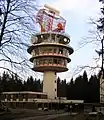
0,71,100,103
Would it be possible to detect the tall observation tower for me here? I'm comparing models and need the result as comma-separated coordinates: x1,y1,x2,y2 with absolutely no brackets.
27,5,74,99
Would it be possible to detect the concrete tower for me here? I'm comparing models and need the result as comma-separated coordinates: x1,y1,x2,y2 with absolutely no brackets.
27,5,74,99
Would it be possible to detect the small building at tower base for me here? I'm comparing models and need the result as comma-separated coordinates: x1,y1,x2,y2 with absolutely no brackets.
1,91,84,110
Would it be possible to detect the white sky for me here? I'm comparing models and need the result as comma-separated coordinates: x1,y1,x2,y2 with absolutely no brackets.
37,0,102,81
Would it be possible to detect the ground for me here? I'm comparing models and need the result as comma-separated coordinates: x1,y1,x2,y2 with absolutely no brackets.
0,109,104,120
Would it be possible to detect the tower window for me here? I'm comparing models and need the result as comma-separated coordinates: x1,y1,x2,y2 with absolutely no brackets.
59,48,63,54
49,48,53,53
35,49,39,55
54,49,57,53
36,60,40,65
58,60,62,64
40,60,43,64
53,59,57,64
43,59,48,64
49,59,52,64
55,89,56,91
55,80,56,83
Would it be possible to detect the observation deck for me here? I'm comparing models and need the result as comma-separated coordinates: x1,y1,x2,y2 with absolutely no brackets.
27,32,74,72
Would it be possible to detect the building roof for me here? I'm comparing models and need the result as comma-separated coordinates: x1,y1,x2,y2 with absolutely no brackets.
2,91,47,95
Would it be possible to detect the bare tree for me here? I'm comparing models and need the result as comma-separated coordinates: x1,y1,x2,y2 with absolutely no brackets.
73,16,103,75
0,0,38,78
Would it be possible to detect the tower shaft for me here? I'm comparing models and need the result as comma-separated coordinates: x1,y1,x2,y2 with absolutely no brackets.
43,71,57,99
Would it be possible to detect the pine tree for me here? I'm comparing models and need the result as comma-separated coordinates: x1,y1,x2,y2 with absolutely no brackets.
82,71,89,103
57,77,61,97
66,78,74,100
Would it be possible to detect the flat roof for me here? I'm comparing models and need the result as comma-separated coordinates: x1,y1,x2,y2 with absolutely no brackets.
34,99,84,103
2,91,47,95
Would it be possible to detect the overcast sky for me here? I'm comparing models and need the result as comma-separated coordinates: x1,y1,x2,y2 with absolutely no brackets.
37,0,102,81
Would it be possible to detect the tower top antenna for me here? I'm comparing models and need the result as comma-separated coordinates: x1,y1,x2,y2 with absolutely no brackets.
44,4,60,15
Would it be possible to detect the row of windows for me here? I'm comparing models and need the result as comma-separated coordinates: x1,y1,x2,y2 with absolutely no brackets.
1,94,47,100
31,34,69,44
1,94,28,99
32,47,68,57
33,58,67,66
3,98,28,101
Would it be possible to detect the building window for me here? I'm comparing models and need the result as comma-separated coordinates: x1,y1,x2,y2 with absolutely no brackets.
55,89,56,91
1,94,5,100
37,94,41,98
11,95,13,99
22,94,25,98
55,80,56,83
6,94,8,98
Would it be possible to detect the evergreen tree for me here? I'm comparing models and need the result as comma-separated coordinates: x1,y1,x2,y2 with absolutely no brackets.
57,77,61,97
37,79,42,92
74,75,84,100
2,72,10,91
14,74,23,91
66,78,74,100
82,71,89,103
89,75,100,103
60,79,67,97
